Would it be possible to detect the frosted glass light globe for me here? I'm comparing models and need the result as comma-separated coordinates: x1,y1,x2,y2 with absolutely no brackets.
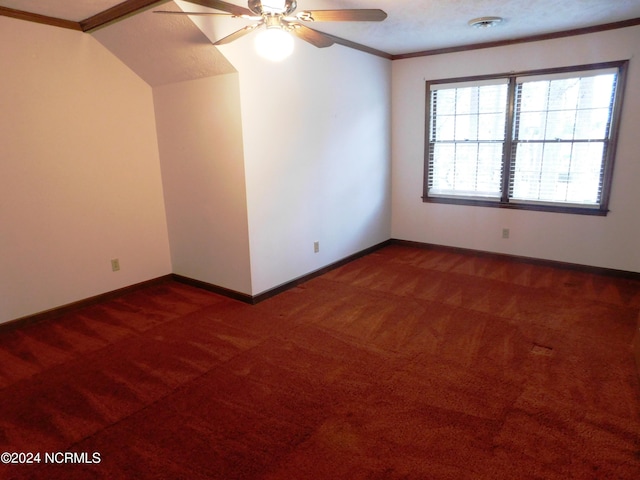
254,28,294,61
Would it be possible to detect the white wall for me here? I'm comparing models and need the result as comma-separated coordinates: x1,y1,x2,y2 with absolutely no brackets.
0,17,172,323
217,37,392,295
391,26,640,273
154,74,252,294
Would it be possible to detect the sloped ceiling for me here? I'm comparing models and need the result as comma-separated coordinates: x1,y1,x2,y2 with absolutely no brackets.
1,0,122,21
91,2,235,87
2,0,640,86
0,0,235,86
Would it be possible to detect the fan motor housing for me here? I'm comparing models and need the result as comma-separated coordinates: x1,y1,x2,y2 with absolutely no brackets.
248,1,297,16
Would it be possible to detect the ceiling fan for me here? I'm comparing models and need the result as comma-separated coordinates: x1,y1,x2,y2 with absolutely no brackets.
155,0,387,59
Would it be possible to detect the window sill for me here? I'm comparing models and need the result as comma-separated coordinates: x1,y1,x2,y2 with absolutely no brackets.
421,196,609,216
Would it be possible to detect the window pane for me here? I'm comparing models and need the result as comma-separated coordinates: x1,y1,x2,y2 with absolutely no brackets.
511,143,554,201
479,86,507,114
519,81,548,112
432,113,455,141
476,143,504,195
544,110,575,140
574,108,610,139
516,111,546,141
432,85,507,142
478,113,505,140
511,70,617,206
516,74,615,142
577,74,616,109
425,62,623,213
510,142,604,205
565,143,604,203
455,87,475,115
429,143,502,197
547,78,579,111
454,114,478,141
433,89,456,115
428,83,507,199
429,144,455,191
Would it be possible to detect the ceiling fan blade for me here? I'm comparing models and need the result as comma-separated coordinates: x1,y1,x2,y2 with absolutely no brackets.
295,9,387,22
212,23,262,45
153,11,235,16
287,23,334,48
301,28,392,59
182,0,253,17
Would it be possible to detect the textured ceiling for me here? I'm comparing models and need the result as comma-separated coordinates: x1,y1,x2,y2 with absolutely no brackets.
308,0,640,54
3,0,640,85
91,2,236,86
0,0,122,21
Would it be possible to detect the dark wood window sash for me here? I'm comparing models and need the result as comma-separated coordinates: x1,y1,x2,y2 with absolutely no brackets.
422,60,629,216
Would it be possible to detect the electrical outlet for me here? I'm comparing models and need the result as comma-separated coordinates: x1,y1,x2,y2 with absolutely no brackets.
502,228,510,239
313,241,320,253
111,258,120,272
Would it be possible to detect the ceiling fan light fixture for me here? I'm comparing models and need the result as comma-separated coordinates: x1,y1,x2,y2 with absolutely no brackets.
155,1,388,57
249,0,297,15
468,16,503,28
255,27,294,61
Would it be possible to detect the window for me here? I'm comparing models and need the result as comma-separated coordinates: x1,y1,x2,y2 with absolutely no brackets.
424,61,628,215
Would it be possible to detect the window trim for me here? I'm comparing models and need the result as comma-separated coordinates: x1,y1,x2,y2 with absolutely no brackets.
422,60,629,216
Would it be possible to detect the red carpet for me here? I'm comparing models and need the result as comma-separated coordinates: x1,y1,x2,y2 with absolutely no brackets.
1,245,639,479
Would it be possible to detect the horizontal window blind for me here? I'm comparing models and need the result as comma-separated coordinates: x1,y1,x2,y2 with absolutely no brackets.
509,71,617,206
429,78,508,91
427,82,508,199
423,61,627,215
514,67,618,84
